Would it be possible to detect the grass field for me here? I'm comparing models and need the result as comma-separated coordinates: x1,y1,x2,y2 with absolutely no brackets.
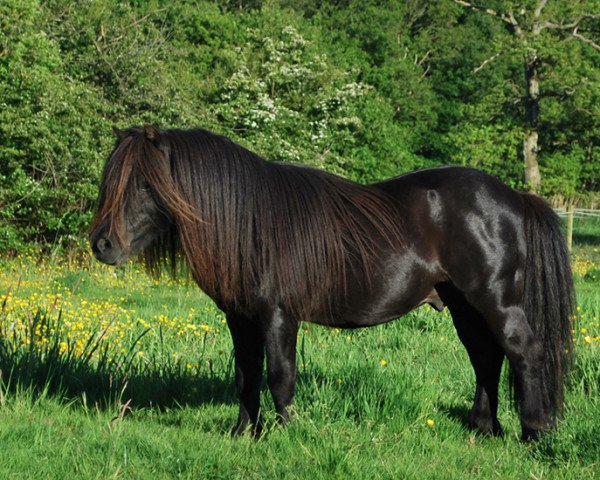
0,218,598,479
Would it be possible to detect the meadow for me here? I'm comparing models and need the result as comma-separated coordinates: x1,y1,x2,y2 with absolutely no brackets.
0,219,598,479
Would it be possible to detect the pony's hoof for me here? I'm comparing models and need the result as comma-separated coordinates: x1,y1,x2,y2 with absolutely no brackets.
521,416,556,441
521,428,541,442
232,421,262,438
469,414,503,437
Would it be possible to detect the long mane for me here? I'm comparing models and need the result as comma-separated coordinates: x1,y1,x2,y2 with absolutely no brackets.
98,127,404,321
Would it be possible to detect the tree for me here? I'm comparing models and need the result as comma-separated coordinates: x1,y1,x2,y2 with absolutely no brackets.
453,0,600,192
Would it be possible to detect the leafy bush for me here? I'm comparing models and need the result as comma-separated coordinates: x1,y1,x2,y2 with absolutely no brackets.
0,0,113,250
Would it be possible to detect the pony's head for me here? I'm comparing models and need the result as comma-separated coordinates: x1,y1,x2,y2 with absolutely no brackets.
89,126,195,266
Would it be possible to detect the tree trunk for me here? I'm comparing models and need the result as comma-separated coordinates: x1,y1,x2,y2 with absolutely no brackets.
523,54,541,192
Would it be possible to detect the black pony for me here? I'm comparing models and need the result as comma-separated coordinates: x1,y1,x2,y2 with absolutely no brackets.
89,126,574,440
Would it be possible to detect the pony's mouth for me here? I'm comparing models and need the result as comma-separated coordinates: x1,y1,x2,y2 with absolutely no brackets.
92,245,130,266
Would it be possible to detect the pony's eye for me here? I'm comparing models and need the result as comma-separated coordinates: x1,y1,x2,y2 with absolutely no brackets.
140,180,151,192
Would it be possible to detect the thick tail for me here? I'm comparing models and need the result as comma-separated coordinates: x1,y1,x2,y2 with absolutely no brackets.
518,193,575,420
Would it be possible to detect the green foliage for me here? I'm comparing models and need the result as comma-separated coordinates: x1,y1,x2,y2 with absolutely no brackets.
541,148,584,197
0,0,599,251
0,0,113,250
210,14,421,181
447,123,524,189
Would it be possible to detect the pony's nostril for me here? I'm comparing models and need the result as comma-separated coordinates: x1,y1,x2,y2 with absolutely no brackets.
95,237,112,254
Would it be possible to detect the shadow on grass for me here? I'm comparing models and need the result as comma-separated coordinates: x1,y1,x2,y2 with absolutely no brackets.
439,403,471,430
0,338,237,411
571,216,600,247
0,345,425,430
573,232,600,246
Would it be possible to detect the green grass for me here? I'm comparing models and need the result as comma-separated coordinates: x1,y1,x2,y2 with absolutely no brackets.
0,222,598,479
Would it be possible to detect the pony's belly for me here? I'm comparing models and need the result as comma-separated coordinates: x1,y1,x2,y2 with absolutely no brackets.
323,251,446,328
317,282,445,329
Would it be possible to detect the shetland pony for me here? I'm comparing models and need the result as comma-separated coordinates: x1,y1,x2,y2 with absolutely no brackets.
89,126,574,440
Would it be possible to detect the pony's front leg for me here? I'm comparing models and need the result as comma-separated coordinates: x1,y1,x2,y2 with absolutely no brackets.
226,313,265,436
263,306,299,425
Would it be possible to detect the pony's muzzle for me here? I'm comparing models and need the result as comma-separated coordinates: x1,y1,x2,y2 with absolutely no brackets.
94,237,113,255
90,231,125,265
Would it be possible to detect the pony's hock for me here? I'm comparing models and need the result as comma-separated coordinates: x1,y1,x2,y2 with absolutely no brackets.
90,125,575,441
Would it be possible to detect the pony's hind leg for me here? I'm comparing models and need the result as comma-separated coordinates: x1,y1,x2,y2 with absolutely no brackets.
462,288,550,441
436,283,505,436
226,313,265,436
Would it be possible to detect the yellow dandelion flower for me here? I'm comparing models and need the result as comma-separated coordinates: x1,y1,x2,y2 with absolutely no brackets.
379,359,388,367
426,419,435,428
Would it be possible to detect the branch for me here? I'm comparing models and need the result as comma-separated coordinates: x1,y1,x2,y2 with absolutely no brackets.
104,8,168,46
452,0,517,26
473,51,502,73
414,50,431,66
572,27,600,50
416,51,432,79
507,9,523,36
538,13,600,32
534,0,547,18
539,20,581,30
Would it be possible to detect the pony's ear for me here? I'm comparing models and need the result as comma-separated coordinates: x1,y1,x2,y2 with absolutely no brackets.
112,126,128,141
144,125,160,144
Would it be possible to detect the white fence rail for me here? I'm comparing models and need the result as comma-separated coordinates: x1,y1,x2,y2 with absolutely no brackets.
554,208,600,219
553,207,600,252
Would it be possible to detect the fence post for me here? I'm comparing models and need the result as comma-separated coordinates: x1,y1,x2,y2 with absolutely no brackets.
566,203,574,253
